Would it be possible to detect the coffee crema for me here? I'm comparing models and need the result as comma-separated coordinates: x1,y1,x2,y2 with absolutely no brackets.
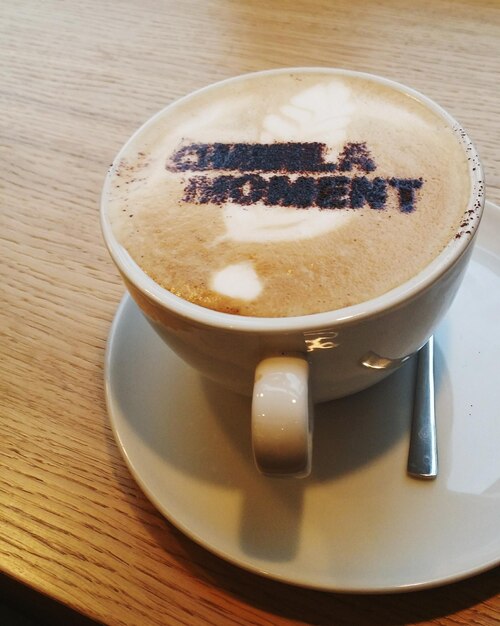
105,70,471,317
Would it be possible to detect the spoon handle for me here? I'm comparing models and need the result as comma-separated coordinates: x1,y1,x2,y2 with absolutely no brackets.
408,336,438,479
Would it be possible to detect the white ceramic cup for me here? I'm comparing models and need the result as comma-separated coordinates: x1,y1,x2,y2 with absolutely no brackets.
101,68,484,478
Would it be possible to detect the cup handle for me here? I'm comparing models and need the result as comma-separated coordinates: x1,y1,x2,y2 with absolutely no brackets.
251,355,312,478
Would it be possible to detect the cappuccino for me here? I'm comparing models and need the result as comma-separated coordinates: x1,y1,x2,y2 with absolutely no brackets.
104,70,472,317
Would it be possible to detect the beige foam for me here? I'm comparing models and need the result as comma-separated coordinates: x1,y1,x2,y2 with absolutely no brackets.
105,71,471,317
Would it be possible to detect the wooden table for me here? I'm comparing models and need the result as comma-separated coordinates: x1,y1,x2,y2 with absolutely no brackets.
2,1,499,624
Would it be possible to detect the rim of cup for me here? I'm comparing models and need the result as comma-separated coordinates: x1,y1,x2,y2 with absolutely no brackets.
100,67,485,333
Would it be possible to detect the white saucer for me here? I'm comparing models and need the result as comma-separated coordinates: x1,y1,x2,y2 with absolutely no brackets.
104,200,500,593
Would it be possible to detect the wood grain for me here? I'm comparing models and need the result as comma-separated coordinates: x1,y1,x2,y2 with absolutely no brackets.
1,1,499,624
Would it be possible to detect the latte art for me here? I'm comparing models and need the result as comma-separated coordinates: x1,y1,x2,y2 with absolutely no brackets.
105,70,471,317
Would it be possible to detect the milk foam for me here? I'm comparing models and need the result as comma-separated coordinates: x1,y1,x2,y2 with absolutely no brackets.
211,262,262,300
261,81,352,150
219,201,353,243
105,70,471,317
215,80,356,250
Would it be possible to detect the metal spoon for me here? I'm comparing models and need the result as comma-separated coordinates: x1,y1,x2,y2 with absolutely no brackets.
407,336,438,479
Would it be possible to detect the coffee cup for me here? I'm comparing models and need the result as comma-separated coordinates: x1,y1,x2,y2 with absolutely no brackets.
101,68,484,477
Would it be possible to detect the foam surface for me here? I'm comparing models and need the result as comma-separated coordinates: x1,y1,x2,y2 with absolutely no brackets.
105,70,471,317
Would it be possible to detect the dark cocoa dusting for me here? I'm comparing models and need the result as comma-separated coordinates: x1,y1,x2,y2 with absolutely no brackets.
388,178,423,213
167,141,376,174
167,142,329,173
336,142,376,173
183,173,418,211
350,176,387,209
172,141,423,212
113,157,149,178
